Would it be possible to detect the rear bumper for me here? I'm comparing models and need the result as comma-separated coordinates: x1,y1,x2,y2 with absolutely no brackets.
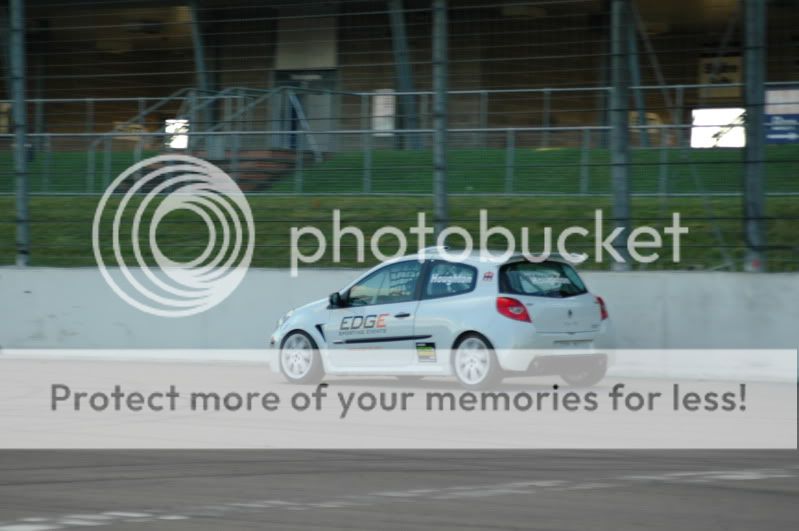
490,319,615,372
496,347,613,373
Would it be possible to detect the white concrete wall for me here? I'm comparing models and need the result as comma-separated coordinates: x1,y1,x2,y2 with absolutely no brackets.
1,267,798,351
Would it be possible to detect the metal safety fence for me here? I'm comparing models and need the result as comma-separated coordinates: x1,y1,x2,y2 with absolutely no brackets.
1,0,798,271
1,83,799,197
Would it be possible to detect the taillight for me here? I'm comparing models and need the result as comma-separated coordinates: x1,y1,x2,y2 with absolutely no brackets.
496,296,531,322
595,296,608,320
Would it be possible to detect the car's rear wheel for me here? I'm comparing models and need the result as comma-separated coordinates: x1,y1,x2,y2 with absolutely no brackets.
279,330,324,384
452,333,502,390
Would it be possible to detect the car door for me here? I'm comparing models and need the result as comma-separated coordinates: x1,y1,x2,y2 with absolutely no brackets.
324,260,424,369
412,260,480,369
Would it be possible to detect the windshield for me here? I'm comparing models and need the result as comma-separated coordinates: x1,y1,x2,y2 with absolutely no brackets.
499,261,588,298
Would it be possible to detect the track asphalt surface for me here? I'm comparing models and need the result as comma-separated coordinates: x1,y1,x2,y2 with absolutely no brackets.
1,449,797,529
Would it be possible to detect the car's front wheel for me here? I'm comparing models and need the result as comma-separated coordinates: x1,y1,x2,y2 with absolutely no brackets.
452,333,503,390
279,330,324,384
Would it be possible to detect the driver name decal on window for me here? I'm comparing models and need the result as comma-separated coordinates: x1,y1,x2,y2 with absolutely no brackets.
425,262,477,298
430,273,473,284
517,272,571,289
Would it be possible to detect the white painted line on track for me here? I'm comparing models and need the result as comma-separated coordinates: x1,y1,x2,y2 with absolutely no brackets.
101,512,151,518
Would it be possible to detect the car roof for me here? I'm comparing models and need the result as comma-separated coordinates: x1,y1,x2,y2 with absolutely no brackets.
389,247,572,266
340,248,575,292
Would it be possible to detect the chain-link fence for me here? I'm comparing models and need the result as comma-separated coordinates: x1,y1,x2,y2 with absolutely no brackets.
1,0,798,270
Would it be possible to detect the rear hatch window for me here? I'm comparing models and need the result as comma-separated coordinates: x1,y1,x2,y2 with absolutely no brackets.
499,261,587,298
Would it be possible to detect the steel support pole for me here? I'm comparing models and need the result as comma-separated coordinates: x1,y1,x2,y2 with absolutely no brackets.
504,129,514,194
432,0,448,235
580,128,591,195
189,0,211,131
361,95,372,193
388,0,420,149
597,2,610,148
632,3,677,134
10,0,29,266
627,13,647,147
743,0,766,272
609,0,631,269
541,89,551,147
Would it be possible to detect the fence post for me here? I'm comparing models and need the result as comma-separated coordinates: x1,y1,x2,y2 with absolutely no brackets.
432,0,449,234
388,0,419,149
44,135,52,193
580,128,591,195
134,97,145,164
188,89,197,153
295,135,304,193
10,0,29,265
232,132,240,183
609,0,632,269
361,94,372,193
541,89,551,148
627,20,647,147
269,90,282,150
85,98,94,134
103,136,112,187
364,134,373,194
658,128,668,201
743,0,767,272
478,90,488,147
86,146,95,193
420,93,429,130
33,99,43,150
504,129,515,194
674,86,684,147
223,93,232,156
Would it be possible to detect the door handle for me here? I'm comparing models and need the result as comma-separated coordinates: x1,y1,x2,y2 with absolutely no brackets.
394,312,411,318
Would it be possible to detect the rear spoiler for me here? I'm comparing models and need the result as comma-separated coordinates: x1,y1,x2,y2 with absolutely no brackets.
502,253,571,265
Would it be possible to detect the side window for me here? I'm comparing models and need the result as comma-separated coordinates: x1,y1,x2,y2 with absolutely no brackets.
425,261,477,299
347,261,422,307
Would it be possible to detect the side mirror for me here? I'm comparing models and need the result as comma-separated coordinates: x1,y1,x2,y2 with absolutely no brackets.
329,292,344,308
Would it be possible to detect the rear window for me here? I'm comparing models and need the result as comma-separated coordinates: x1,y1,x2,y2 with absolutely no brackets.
499,261,587,298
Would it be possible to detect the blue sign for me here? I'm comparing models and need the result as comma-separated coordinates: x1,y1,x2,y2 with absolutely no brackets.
765,114,799,144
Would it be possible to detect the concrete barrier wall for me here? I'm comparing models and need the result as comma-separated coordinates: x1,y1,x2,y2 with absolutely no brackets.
1,267,798,351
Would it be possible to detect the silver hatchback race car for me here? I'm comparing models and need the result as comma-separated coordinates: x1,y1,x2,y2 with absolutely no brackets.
271,250,614,389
